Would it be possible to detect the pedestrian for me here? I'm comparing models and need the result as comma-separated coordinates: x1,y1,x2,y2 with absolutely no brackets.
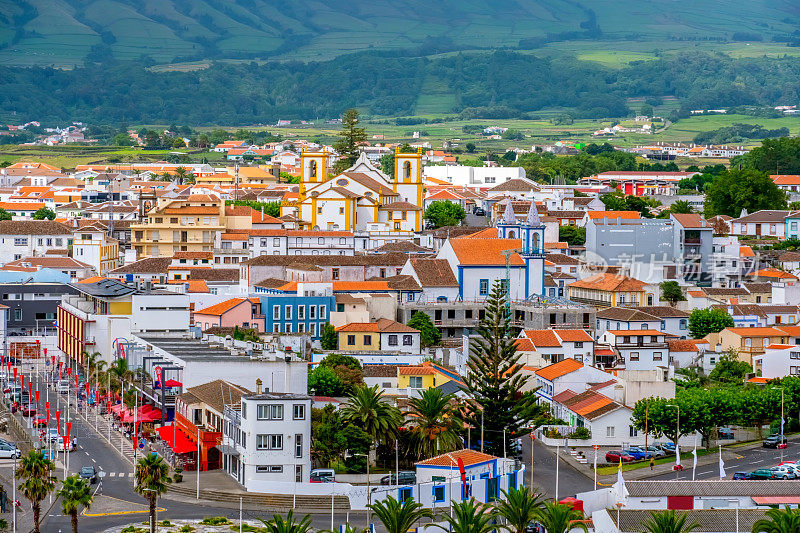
649,457,655,470
72,436,77,450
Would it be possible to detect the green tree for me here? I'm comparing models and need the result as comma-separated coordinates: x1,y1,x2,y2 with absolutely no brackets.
0,209,11,221
32,207,56,220
751,505,800,533
494,487,546,533
434,499,497,533
703,169,787,217
15,451,56,533
173,166,190,185
465,142,476,152
740,386,781,438
369,495,433,533
535,502,588,533
407,311,441,347
423,201,466,228
57,474,93,533
708,350,752,384
404,388,462,459
259,510,313,533
558,225,586,246
112,132,135,146
308,365,346,396
311,405,349,466
669,200,693,214
172,138,186,148
333,109,366,173
632,397,686,445
134,454,172,533
462,281,548,456
737,137,800,175
642,510,700,533
321,323,338,350
659,281,685,306
340,385,402,445
688,308,734,338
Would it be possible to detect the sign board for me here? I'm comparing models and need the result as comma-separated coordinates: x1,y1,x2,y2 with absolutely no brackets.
432,476,446,482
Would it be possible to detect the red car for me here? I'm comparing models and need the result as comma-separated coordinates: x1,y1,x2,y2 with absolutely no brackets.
21,404,36,417
605,451,635,463
32,415,47,428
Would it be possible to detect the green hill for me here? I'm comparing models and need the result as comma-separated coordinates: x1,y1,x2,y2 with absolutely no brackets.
1,0,799,67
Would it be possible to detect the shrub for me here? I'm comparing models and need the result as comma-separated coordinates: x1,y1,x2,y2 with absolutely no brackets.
571,426,591,440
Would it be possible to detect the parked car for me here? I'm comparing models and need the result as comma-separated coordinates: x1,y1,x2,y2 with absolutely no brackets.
623,447,654,460
771,466,797,480
310,473,334,483
763,435,788,448
718,428,735,440
747,469,776,480
659,442,676,454
56,380,69,394
32,415,47,428
644,445,665,457
605,451,635,463
0,443,20,459
56,439,74,453
20,404,36,417
474,208,486,216
380,471,417,485
732,472,748,480
79,466,97,484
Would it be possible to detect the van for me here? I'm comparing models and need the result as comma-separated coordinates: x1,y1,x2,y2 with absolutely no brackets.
310,468,335,482
56,380,69,394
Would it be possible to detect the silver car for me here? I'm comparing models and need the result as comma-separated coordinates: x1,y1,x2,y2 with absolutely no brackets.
770,465,797,480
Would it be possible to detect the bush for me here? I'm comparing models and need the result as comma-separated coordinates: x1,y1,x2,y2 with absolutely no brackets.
571,426,591,440
545,427,564,439
202,517,233,526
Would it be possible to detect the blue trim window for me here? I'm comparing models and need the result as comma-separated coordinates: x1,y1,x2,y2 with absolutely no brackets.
508,471,517,490
679,319,687,330
433,485,445,503
479,279,489,295
399,487,413,502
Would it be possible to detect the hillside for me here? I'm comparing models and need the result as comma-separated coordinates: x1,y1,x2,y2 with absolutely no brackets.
1,0,799,67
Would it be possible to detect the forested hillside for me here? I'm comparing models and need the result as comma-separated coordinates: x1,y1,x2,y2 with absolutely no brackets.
3,51,800,125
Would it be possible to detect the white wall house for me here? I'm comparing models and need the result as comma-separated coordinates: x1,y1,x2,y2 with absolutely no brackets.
248,230,356,257
424,165,526,187
753,343,800,379
222,392,312,490
599,330,672,372
0,221,73,263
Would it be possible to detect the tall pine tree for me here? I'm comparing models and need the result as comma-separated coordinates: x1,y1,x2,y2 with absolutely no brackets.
462,281,547,457
333,109,367,173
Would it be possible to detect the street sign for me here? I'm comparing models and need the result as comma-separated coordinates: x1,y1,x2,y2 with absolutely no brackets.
593,444,600,450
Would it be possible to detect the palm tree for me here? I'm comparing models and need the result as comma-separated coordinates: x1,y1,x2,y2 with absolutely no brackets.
536,502,588,533
494,487,546,533
752,506,800,533
341,385,402,487
641,510,700,533
259,510,313,533
57,474,93,533
174,166,189,185
341,385,402,444
435,499,496,533
404,388,462,459
369,495,433,533
15,450,56,533
134,454,172,533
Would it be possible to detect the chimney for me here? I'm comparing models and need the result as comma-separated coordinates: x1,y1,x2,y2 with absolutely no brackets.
256,378,263,394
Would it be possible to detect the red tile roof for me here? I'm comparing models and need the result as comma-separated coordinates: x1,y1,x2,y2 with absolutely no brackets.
195,298,250,316
535,359,583,381
416,449,497,467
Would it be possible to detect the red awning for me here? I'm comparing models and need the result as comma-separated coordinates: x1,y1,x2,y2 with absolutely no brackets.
110,403,125,414
156,424,196,454
139,409,163,422
154,379,183,389
121,409,136,422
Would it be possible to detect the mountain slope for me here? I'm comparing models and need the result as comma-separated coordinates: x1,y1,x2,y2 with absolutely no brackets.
1,0,798,67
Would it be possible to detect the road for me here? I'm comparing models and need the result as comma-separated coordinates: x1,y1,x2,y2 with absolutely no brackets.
650,441,799,481
522,437,594,500
6,364,369,532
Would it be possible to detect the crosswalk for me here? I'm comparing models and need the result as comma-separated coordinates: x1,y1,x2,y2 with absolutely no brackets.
104,472,134,477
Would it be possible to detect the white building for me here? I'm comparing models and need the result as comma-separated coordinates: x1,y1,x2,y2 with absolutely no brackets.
72,226,120,274
248,230,356,257
222,390,312,489
599,330,672,372
0,220,73,263
753,343,800,379
400,258,460,303
423,165,526,188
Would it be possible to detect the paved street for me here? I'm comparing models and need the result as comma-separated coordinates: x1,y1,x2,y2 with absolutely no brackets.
522,437,595,500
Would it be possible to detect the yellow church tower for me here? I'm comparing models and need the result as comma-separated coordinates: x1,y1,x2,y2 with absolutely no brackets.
393,147,425,230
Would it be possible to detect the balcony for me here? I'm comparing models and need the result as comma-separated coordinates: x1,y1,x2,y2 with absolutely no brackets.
615,340,669,349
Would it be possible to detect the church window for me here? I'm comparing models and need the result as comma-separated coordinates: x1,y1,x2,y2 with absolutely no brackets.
508,230,516,239
403,161,412,179
309,160,317,178
532,232,540,253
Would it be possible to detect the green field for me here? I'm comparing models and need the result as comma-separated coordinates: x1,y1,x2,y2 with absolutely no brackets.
0,145,226,170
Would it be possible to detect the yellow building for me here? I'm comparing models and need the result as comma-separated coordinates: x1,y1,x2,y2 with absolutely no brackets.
567,273,648,308
397,362,463,391
704,327,789,365
130,195,254,258
336,322,382,352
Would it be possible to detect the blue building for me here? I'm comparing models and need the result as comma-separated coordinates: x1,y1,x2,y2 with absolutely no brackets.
258,294,334,340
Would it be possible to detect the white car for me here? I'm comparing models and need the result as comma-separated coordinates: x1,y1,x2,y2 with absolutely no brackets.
56,439,74,453
56,380,69,394
0,443,21,459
